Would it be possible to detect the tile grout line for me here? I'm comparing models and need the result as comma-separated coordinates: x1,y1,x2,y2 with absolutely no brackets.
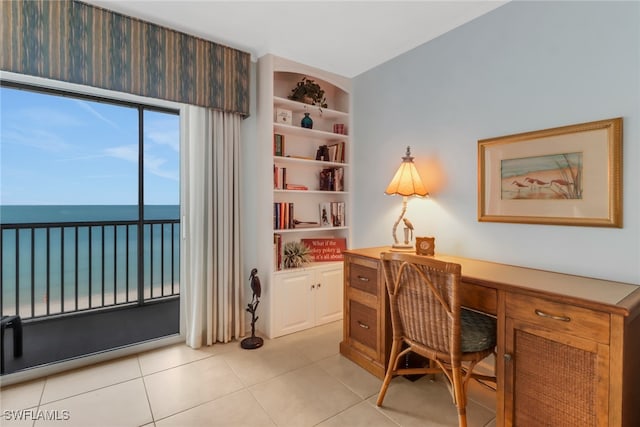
137,355,157,426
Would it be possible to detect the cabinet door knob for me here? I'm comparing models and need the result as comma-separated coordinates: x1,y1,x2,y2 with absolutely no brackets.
317,283,321,289
504,353,512,361
357,276,370,282
311,285,315,290
357,321,370,330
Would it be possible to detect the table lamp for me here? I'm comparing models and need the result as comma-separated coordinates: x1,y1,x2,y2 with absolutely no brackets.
384,146,428,250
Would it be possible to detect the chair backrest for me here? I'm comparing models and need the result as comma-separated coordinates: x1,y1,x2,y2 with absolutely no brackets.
381,252,462,358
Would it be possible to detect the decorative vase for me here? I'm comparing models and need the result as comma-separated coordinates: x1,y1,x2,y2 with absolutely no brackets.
301,113,313,129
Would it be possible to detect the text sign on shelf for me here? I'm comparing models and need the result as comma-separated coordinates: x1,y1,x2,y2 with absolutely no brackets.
301,238,347,262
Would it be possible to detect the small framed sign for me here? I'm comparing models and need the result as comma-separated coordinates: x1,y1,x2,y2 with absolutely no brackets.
276,108,293,125
415,237,435,256
301,238,347,262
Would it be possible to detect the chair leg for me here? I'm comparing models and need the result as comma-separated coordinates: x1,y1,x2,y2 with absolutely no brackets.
376,339,402,406
451,366,468,427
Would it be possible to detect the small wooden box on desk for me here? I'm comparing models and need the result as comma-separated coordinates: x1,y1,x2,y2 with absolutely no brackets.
339,246,640,427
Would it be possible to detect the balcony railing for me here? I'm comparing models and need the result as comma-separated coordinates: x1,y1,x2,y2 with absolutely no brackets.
0,219,180,320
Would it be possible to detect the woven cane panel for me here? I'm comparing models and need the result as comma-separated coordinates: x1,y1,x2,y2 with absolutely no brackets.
395,263,454,354
513,330,596,426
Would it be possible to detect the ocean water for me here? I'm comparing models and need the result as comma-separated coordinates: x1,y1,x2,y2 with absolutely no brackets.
0,205,180,318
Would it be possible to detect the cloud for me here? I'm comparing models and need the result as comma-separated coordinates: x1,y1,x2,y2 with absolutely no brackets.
1,127,71,152
74,100,120,129
146,129,180,151
145,153,179,181
10,106,84,127
145,116,180,151
104,144,138,162
102,145,178,181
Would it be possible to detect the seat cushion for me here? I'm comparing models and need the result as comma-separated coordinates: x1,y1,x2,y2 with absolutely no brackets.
461,309,496,353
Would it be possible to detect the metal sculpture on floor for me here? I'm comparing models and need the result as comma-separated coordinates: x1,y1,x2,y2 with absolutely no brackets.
241,268,264,349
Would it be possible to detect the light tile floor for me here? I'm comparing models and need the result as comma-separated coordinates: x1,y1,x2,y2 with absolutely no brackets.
0,321,496,427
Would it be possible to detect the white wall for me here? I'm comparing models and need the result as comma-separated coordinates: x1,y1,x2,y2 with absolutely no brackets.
352,1,640,283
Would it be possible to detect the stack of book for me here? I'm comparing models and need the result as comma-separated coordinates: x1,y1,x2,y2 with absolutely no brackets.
319,167,344,191
327,141,346,163
273,165,290,189
274,202,295,229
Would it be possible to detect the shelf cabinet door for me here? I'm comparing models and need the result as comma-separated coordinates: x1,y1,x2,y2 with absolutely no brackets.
503,299,610,426
315,264,344,325
273,270,315,336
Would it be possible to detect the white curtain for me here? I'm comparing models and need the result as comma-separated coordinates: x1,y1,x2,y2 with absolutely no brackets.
181,105,244,348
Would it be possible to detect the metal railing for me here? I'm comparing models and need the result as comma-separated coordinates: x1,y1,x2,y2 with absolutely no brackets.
0,219,180,320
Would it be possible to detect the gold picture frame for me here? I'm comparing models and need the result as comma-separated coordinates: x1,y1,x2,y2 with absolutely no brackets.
478,118,622,227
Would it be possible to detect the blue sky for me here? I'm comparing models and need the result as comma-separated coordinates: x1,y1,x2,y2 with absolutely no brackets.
0,86,179,205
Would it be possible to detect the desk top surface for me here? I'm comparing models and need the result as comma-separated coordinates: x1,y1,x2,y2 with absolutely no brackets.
345,247,640,311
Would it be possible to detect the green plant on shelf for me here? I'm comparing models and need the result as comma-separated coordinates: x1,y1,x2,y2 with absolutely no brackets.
283,241,312,269
288,77,328,108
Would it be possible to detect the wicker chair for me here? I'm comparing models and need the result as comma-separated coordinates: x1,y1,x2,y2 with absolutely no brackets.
376,252,496,427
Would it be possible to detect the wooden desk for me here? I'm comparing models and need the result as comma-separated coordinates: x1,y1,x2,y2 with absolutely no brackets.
339,247,640,427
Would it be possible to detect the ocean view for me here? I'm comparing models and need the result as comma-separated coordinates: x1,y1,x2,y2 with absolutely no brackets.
1,205,180,318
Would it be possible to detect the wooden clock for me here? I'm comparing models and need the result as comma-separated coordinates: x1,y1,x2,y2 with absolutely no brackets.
415,237,435,256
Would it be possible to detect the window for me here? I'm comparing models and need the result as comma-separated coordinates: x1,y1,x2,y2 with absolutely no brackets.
0,81,180,319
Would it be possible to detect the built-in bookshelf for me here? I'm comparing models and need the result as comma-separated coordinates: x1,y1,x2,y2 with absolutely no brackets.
257,54,351,338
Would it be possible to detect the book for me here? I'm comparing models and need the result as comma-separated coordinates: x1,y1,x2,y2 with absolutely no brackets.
331,202,339,226
337,202,345,227
273,134,285,156
327,144,338,163
274,202,295,229
334,167,344,192
319,167,344,191
273,166,288,190
285,184,308,190
273,234,282,270
319,168,333,191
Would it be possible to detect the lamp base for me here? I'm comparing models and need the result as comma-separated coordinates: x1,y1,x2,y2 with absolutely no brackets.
390,243,414,252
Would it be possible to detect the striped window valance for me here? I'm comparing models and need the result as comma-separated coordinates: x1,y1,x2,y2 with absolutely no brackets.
0,0,250,116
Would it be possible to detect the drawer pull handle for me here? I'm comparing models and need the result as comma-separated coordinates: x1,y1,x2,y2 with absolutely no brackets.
357,276,370,282
357,321,370,330
535,309,571,322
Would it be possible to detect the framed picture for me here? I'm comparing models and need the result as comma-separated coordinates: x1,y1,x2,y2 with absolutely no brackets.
275,108,292,125
319,202,332,227
478,117,622,227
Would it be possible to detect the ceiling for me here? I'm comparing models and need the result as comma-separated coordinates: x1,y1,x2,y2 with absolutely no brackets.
84,1,507,78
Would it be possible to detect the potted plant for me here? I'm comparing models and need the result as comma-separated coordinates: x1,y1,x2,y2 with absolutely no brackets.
288,77,328,108
283,241,312,269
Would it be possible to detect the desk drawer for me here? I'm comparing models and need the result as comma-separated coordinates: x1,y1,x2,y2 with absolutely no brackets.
506,293,609,344
349,263,379,295
349,300,378,349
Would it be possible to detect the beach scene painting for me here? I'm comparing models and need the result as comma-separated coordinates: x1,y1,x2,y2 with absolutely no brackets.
501,152,583,200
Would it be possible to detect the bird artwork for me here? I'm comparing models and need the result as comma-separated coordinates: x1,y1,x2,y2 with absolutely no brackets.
402,217,414,245
524,177,549,190
241,268,264,349
250,268,261,300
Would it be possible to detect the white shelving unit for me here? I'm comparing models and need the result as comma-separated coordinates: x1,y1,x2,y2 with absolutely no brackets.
257,54,351,338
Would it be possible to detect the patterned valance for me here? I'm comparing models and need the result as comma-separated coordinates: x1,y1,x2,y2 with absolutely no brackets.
0,0,250,116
